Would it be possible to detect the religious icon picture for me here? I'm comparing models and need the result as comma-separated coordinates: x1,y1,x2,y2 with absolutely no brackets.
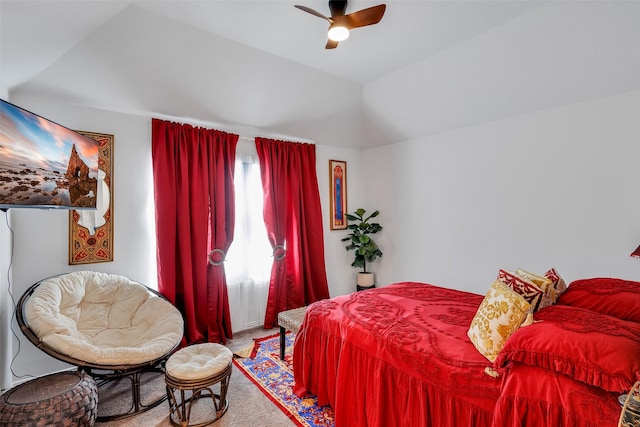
329,159,347,230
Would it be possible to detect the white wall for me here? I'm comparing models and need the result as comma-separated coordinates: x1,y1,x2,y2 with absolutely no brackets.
365,90,640,295
0,210,12,390
316,144,369,296
2,95,366,382
0,89,11,391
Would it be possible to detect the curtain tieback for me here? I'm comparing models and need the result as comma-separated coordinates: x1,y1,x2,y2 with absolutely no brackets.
208,248,226,266
272,244,286,261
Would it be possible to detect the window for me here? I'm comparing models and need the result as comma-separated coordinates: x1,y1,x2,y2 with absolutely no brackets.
225,153,272,331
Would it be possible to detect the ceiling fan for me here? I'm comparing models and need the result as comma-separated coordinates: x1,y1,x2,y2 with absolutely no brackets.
295,1,386,49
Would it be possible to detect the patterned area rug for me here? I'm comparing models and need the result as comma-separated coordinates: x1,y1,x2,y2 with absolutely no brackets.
232,333,334,427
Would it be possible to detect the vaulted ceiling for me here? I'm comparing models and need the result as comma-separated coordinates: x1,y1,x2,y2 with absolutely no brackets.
2,1,639,149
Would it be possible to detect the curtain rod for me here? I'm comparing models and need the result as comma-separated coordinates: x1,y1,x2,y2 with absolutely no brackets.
238,135,315,144
151,114,313,144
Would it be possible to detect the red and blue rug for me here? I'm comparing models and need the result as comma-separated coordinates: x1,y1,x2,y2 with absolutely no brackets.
233,333,334,427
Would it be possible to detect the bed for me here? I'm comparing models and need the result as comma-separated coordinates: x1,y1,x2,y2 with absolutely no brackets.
292,278,640,426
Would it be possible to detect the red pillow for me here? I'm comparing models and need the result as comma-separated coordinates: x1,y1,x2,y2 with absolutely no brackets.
556,277,640,323
494,305,640,393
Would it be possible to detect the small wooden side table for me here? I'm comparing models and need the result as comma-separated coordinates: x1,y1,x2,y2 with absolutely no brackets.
277,306,307,360
165,343,232,427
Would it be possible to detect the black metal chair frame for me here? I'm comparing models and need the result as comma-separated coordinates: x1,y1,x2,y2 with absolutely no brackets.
16,274,183,422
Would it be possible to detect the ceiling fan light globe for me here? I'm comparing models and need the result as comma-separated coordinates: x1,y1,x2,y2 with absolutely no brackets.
328,25,349,42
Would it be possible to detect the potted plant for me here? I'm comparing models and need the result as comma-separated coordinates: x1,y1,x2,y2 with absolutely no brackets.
341,208,383,289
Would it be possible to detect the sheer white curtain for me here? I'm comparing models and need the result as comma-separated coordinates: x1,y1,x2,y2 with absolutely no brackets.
226,154,271,332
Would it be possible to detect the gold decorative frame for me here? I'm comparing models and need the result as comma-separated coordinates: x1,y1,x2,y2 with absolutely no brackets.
329,159,347,230
69,131,114,264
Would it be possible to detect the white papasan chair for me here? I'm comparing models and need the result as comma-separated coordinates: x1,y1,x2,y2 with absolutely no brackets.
17,271,184,421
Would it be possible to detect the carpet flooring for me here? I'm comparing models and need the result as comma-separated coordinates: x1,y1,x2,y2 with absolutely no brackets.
96,327,298,427
233,333,334,427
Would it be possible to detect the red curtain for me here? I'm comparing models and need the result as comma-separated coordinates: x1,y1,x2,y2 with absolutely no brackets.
151,118,238,344
255,137,330,328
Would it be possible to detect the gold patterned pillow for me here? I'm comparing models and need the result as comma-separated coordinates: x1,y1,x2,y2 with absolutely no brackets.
467,280,532,362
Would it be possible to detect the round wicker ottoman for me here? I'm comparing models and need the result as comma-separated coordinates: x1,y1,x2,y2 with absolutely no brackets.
165,343,233,427
0,371,98,427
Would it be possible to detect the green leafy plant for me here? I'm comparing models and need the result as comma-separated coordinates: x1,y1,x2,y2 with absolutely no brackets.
341,208,382,273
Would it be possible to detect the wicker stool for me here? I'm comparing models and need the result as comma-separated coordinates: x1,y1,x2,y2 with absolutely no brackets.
0,371,98,426
165,343,232,427
277,306,307,360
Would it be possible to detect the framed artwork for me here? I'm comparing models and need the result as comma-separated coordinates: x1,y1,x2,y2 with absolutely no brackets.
329,159,347,230
69,131,114,264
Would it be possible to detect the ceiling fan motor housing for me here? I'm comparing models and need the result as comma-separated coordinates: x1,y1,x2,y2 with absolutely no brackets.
329,1,348,17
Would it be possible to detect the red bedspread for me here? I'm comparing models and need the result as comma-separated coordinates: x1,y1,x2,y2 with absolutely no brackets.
292,281,629,427
292,282,501,426
494,362,621,427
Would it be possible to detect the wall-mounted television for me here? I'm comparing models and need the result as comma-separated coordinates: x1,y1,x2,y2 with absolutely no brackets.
0,99,99,210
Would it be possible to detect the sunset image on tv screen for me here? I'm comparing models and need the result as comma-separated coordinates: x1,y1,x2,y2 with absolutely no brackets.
0,100,100,209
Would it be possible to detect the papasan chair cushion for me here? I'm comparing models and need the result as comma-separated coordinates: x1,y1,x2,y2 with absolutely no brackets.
23,271,184,366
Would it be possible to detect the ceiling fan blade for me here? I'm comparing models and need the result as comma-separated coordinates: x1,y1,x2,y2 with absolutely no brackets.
294,5,332,22
325,39,339,49
344,4,386,29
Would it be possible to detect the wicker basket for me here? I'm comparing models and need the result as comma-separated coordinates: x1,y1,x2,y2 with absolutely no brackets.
0,371,98,427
